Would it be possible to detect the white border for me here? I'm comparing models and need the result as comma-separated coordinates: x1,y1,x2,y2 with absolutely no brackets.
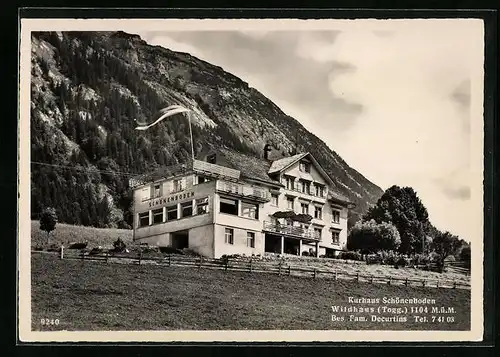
18,18,485,342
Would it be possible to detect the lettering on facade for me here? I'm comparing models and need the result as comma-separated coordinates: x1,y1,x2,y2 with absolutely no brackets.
148,191,195,208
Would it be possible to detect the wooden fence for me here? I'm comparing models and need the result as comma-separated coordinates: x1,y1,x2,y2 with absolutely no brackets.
53,247,471,290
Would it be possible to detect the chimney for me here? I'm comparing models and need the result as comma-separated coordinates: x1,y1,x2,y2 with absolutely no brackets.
263,143,272,160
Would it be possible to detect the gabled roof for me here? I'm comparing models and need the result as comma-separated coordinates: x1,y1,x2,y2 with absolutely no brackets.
267,151,354,206
216,148,282,187
268,153,308,174
328,190,353,206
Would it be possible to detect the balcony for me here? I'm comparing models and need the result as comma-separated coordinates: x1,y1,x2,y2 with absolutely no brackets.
216,180,271,202
263,221,321,241
193,160,241,181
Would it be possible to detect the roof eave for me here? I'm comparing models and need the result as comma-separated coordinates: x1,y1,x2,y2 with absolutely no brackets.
268,152,309,175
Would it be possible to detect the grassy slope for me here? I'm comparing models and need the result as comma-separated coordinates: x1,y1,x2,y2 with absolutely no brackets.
32,254,470,331
31,221,133,249
31,221,470,285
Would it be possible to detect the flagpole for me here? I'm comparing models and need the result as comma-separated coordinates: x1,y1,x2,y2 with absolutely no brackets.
187,111,195,161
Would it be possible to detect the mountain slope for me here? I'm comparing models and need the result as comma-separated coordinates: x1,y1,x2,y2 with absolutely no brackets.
30,31,383,228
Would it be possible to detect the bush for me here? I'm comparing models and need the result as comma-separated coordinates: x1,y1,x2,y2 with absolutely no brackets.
395,256,408,267
159,246,183,255
410,253,432,266
366,254,382,265
339,251,363,261
47,244,61,252
112,238,127,253
181,248,202,257
141,245,160,254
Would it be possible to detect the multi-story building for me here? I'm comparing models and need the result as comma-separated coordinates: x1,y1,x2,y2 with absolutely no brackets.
129,147,355,258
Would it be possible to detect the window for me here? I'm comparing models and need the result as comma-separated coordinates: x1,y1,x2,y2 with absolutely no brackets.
314,206,323,220
152,208,163,224
196,197,209,215
302,180,311,194
225,228,234,244
332,210,340,224
314,227,322,239
197,175,211,184
167,205,178,221
286,197,294,210
138,212,150,227
220,197,238,215
181,201,193,218
241,201,259,219
207,153,216,164
299,161,311,173
271,194,279,206
331,230,340,244
314,184,324,197
153,184,161,198
284,176,295,190
301,203,309,215
172,179,184,193
247,232,255,248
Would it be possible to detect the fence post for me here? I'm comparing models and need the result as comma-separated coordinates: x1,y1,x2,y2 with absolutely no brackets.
370,275,373,283
60,245,64,259
138,250,142,265
453,281,456,289
198,256,203,269
288,265,291,276
356,273,359,282
168,254,171,267
335,270,338,281
249,259,253,273
388,276,392,285
225,258,228,271
422,280,426,287
313,268,316,279
405,278,408,286
105,252,109,264
436,280,439,288
278,261,282,276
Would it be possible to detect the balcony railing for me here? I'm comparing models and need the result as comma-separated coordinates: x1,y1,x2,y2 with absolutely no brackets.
263,221,321,241
283,185,327,199
216,180,271,202
193,160,241,180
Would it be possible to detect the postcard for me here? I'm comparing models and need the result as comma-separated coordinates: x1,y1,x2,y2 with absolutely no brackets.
18,17,485,342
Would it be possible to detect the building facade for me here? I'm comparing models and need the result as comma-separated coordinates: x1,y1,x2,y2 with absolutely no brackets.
130,148,354,258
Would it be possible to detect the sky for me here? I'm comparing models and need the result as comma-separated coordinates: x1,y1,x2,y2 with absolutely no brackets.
131,20,483,242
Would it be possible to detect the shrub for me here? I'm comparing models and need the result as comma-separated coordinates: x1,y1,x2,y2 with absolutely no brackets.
112,238,127,253
366,254,382,265
410,253,432,266
141,245,160,254
181,248,202,257
395,256,408,267
47,244,61,252
159,246,183,255
347,219,401,253
339,251,363,261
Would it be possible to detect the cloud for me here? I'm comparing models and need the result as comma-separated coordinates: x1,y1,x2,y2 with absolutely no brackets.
442,186,471,200
138,30,362,133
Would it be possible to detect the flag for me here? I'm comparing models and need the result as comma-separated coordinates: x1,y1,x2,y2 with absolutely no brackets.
135,105,191,131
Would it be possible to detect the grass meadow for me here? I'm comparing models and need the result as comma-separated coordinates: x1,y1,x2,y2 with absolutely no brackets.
31,221,133,249
31,253,471,331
